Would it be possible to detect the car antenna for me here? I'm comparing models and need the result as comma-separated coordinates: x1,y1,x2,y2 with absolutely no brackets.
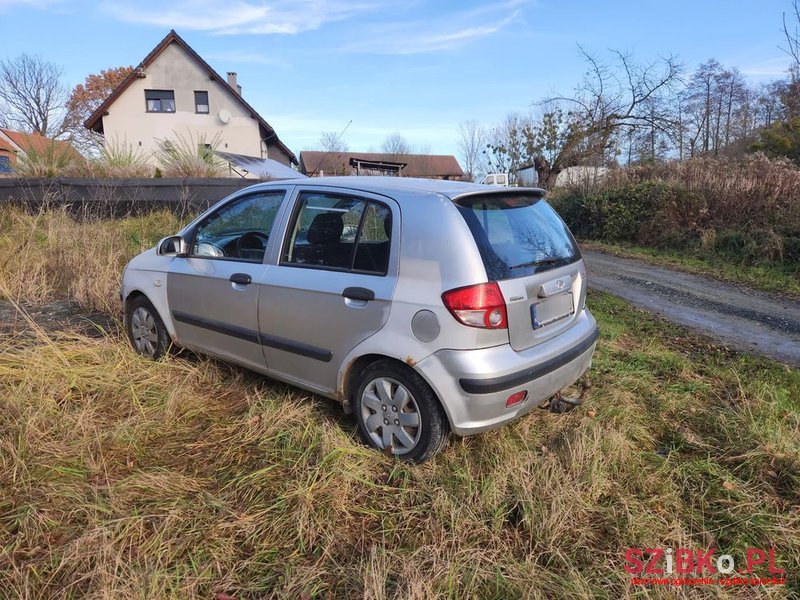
312,120,352,176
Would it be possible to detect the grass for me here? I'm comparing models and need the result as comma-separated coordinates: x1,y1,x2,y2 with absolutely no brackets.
155,131,227,178
0,206,182,313
582,240,800,297
0,208,798,597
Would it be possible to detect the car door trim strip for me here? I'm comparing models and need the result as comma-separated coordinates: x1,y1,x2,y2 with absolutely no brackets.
172,311,333,362
259,333,333,363
173,311,260,344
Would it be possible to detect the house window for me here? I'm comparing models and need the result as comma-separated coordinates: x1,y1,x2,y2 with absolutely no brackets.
0,156,12,174
145,90,175,113
194,91,209,114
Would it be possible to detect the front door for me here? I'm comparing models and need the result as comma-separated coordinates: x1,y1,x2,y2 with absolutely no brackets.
259,188,398,395
167,189,288,372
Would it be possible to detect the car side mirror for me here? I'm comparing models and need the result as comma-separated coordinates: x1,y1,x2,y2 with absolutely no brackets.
156,235,189,256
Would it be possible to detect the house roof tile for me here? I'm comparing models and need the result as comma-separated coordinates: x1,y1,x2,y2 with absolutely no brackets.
299,151,464,178
0,128,78,158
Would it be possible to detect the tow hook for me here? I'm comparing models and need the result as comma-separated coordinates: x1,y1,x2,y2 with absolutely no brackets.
545,376,592,414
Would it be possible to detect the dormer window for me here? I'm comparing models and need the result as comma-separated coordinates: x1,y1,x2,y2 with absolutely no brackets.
145,90,175,113
195,91,209,114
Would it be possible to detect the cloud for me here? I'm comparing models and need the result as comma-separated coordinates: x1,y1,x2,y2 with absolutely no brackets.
739,57,792,78
101,0,403,35
206,50,290,68
341,0,526,54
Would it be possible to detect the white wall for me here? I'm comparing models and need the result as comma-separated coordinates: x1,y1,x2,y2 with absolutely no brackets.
101,43,266,164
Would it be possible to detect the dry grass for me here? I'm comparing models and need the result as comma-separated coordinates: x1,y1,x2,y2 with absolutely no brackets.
0,293,797,598
0,209,798,598
552,154,800,286
0,207,181,313
13,140,83,178
598,155,800,251
155,131,226,178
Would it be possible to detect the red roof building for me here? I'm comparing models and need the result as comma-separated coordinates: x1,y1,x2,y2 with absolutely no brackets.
299,151,464,180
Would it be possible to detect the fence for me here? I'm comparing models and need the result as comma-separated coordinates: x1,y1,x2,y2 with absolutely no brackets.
0,177,258,219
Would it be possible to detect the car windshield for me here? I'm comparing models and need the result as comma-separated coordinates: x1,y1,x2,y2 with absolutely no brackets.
455,194,581,281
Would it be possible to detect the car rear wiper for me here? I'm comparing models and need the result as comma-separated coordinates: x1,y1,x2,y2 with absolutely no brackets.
509,258,561,269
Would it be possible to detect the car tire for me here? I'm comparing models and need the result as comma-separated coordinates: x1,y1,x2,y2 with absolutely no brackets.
125,295,170,360
353,360,449,462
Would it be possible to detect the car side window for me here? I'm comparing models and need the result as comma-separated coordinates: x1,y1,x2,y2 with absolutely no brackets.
353,202,391,274
191,191,285,262
282,192,392,275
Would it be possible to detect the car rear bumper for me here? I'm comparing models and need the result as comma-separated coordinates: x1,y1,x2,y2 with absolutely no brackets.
414,309,598,436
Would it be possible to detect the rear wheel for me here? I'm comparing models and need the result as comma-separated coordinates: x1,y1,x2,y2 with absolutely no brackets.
125,296,170,360
354,361,449,462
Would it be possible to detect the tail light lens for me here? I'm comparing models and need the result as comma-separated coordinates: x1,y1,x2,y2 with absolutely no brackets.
442,282,508,329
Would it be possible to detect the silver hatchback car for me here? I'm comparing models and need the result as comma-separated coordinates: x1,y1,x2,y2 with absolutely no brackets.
122,177,598,462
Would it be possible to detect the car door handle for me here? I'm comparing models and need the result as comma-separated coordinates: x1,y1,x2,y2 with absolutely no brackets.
230,273,252,285
342,287,375,302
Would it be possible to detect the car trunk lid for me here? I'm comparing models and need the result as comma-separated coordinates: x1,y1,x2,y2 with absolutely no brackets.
453,191,585,352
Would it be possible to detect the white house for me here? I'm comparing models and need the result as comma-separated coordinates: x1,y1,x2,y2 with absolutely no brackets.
85,30,296,169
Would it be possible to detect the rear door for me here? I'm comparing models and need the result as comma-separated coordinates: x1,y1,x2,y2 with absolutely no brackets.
167,189,288,372
454,193,585,351
259,187,398,395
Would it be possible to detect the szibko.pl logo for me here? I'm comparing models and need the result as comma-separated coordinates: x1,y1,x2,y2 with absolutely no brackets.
624,548,786,587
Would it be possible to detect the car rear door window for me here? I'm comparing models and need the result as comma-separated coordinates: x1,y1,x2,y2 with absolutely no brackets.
282,192,391,275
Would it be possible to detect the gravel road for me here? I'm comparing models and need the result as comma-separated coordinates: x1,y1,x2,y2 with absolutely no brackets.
583,250,800,366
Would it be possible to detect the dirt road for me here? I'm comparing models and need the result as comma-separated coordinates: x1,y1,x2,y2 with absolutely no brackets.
583,250,800,366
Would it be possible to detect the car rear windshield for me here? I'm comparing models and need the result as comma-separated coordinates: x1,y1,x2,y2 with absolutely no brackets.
455,194,581,281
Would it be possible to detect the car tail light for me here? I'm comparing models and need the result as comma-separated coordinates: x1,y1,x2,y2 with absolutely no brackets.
442,282,508,329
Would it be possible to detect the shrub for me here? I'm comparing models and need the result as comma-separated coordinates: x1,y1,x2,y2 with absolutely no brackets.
551,154,800,266
552,182,700,246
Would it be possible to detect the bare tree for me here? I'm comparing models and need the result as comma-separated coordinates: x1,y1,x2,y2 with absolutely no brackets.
318,130,349,153
456,120,487,181
545,47,683,170
783,0,800,69
680,60,752,157
0,54,67,137
381,132,411,159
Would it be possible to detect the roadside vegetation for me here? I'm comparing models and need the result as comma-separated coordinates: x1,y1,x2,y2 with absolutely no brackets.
0,208,798,598
550,155,800,294
0,206,181,312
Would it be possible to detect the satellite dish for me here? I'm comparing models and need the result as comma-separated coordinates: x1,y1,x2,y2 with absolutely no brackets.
218,109,231,124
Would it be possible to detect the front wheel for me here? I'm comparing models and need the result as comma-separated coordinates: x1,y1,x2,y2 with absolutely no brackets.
125,296,170,360
353,361,449,462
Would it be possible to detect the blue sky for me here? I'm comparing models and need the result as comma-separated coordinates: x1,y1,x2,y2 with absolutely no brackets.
0,0,795,157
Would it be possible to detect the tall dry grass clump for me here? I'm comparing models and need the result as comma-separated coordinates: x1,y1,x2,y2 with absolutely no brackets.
0,207,181,313
13,139,84,177
155,131,226,178
604,154,800,232
80,138,154,178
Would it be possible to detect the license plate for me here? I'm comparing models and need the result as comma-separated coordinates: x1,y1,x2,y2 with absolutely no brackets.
531,293,574,329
